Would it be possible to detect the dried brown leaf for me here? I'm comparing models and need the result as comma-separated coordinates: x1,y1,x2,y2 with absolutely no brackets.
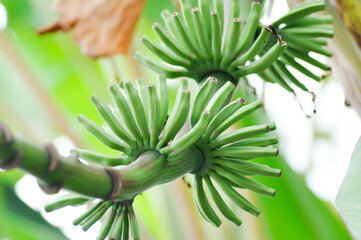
38,0,145,58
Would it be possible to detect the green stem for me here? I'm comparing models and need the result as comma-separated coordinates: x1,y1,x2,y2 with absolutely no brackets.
0,125,203,201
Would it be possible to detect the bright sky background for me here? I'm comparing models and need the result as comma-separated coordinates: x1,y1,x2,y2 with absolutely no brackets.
0,3,7,31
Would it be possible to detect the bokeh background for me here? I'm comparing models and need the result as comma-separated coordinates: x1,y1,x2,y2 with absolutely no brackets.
0,0,360,239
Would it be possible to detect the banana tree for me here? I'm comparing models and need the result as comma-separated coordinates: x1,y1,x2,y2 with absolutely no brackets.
0,0,353,239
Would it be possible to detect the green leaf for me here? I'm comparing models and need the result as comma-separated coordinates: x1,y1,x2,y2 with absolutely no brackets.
256,156,352,240
0,176,67,240
336,136,361,239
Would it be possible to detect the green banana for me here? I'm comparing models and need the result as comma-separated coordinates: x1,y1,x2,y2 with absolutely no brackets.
45,193,91,212
77,114,131,155
191,76,217,126
194,174,221,227
209,123,276,149
204,175,242,226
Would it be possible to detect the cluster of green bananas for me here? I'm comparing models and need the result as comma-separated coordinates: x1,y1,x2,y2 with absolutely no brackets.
187,77,280,226
41,74,279,239
257,0,333,93
0,1,334,239
45,196,139,240
136,0,285,82
137,0,333,93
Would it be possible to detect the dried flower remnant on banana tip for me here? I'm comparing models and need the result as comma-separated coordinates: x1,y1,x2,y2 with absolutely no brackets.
37,0,146,57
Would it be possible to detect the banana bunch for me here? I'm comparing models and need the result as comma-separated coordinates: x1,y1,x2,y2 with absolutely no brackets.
45,195,139,240
137,0,333,93
136,0,286,83
0,0,335,239
39,74,279,238
190,79,280,227
257,0,333,93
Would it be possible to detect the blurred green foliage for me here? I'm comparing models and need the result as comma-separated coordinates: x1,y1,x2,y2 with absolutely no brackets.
0,171,67,239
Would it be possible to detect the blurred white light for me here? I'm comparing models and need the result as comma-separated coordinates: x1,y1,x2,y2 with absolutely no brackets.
15,176,99,240
52,135,75,157
0,3,7,31
259,74,361,202
261,0,289,24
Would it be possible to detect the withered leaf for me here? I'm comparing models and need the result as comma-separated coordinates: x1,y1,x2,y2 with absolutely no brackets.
38,0,146,58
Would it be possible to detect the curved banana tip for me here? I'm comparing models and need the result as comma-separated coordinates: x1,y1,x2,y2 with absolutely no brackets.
152,22,159,29
76,114,83,121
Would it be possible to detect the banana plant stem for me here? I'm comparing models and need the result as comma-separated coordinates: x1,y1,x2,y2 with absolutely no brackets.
0,123,203,201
